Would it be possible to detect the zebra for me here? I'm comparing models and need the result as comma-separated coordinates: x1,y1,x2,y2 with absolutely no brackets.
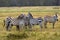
6,14,29,31
44,13,58,29
29,17,43,29
27,12,43,29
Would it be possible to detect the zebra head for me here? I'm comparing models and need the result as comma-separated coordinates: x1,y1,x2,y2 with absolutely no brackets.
17,14,25,19
53,13,58,21
27,12,33,19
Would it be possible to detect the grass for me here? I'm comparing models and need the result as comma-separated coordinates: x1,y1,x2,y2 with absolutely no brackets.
0,6,60,40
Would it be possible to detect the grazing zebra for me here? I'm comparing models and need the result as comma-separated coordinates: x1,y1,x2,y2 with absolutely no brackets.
44,13,58,29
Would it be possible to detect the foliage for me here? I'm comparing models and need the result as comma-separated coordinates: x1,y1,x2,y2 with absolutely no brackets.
0,0,60,6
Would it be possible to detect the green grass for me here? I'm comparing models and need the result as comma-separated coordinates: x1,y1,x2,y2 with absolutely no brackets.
0,6,60,40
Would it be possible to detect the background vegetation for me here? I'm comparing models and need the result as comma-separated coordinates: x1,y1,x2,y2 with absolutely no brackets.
0,0,60,6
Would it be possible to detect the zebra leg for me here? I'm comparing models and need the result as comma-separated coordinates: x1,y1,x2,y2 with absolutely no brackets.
28,24,32,30
53,23,55,29
8,24,12,31
44,22,47,28
3,20,5,27
28,25,31,29
39,22,43,29
16,25,20,31
24,23,28,29
6,22,10,31
39,22,43,31
6,24,9,31
24,25,27,30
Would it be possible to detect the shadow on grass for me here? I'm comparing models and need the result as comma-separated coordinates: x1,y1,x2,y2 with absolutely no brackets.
6,32,29,40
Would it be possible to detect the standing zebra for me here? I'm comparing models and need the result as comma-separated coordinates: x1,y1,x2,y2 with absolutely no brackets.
29,17,43,29
44,13,58,29
6,14,29,31
27,12,43,30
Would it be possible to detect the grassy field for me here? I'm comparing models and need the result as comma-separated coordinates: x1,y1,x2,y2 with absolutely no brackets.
0,6,60,40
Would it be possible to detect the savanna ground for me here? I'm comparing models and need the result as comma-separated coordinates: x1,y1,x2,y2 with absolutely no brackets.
0,6,60,40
